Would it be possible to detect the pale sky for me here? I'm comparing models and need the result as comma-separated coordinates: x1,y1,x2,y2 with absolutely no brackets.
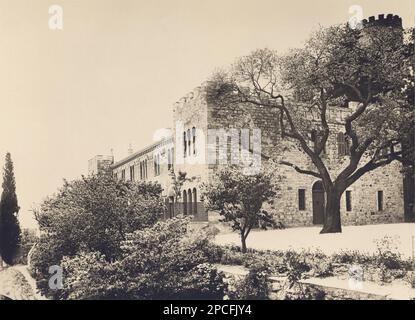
0,0,413,229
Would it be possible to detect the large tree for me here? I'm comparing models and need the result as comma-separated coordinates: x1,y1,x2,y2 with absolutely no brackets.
0,152,21,265
208,23,413,233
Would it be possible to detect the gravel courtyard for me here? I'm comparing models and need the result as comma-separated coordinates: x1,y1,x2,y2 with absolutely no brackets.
214,223,415,258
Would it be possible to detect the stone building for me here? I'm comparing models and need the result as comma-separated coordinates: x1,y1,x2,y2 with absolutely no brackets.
88,14,407,227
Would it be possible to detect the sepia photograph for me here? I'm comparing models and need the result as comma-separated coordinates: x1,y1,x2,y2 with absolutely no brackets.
0,0,414,310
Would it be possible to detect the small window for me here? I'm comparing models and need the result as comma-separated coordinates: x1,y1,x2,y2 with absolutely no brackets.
377,191,384,211
121,169,125,181
346,190,352,212
298,189,306,211
337,132,346,156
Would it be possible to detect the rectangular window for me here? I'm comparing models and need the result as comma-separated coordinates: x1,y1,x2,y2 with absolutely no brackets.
377,191,384,211
130,166,135,181
121,169,125,181
298,189,306,211
346,190,352,212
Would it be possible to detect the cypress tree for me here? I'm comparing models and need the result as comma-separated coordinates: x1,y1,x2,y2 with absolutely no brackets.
0,152,21,265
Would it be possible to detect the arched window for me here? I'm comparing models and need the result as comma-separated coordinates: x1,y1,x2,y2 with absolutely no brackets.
193,188,197,214
192,127,196,155
183,132,187,158
171,147,174,170
188,188,193,215
183,190,187,215
167,149,172,171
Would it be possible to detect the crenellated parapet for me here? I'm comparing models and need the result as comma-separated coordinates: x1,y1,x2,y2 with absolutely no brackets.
362,14,402,29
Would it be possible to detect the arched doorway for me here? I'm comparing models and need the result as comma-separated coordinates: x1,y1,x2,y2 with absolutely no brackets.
312,181,325,225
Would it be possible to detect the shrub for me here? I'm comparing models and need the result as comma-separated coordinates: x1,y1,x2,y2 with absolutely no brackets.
60,217,227,300
283,250,310,287
220,246,246,265
230,261,271,300
374,236,404,270
331,250,373,265
304,250,333,278
407,271,415,289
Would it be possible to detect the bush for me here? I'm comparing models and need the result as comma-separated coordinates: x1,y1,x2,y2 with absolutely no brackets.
407,271,415,289
220,246,246,265
60,217,227,300
304,250,333,278
229,261,271,300
374,236,404,270
331,250,373,265
283,250,310,286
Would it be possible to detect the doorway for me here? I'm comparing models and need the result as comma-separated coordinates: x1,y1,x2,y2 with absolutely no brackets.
312,181,325,224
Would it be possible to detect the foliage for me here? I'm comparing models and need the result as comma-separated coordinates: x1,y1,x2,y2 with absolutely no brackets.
407,271,415,289
202,166,276,252
59,217,227,300
13,228,38,265
374,236,404,270
283,250,310,287
30,174,164,298
229,261,271,300
0,152,21,265
331,250,373,265
169,170,188,203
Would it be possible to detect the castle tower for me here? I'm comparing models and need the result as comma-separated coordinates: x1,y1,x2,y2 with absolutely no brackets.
360,14,403,45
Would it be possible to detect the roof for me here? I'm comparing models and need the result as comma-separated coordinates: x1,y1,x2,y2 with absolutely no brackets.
111,136,174,169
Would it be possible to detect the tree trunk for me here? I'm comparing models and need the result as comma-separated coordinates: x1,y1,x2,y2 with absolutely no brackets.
241,234,247,253
320,189,342,234
403,165,415,222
